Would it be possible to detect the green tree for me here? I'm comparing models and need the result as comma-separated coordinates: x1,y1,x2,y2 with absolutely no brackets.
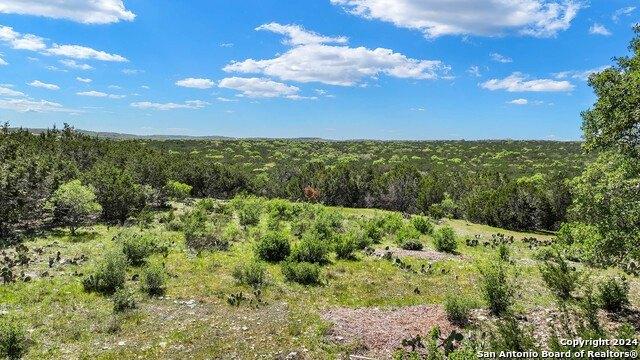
50,180,102,235
581,25,640,156
88,163,144,224
165,180,192,201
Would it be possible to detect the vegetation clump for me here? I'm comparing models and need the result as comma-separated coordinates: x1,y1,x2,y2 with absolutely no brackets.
141,262,167,297
539,250,580,301
597,276,630,313
49,179,102,235
478,259,515,316
232,260,268,289
281,261,321,285
0,319,27,360
255,230,291,262
444,294,471,324
411,216,433,235
112,287,137,312
82,250,127,295
433,226,457,253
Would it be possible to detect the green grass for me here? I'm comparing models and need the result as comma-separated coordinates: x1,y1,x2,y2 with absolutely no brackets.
2,203,637,359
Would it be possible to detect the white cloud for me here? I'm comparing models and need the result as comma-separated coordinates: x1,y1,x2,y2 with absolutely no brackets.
490,53,512,63
218,77,301,98
508,98,528,105
216,97,238,102
28,80,60,90
175,78,215,89
0,26,127,62
122,68,142,75
220,43,234,48
77,90,125,99
331,0,580,38
108,85,122,89
256,23,348,45
0,85,24,97
60,59,93,70
613,7,635,22
0,55,6,65
46,44,127,62
589,23,612,36
130,100,210,111
76,77,92,83
0,25,46,50
467,66,481,77
224,23,447,86
0,0,135,24
553,66,609,81
0,98,76,113
141,85,150,89
481,72,574,92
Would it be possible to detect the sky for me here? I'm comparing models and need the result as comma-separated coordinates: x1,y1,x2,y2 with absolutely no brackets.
0,0,637,140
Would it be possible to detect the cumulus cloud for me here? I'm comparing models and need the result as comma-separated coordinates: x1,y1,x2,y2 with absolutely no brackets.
481,72,574,92
491,53,512,63
130,100,210,111
77,90,125,99
0,85,24,97
0,98,77,113
256,23,348,45
76,77,92,83
218,77,301,98
589,23,612,36
0,0,135,24
553,66,609,81
175,78,215,89
508,98,528,105
331,0,580,38
28,80,60,90
224,23,446,86
0,25,127,62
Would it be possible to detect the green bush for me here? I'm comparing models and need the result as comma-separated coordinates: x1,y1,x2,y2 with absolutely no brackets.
165,180,192,201
221,222,243,243
539,250,580,301
182,209,230,251
118,230,157,266
497,243,510,261
362,218,384,244
0,319,27,360
381,213,404,234
444,294,471,324
291,232,330,264
597,276,630,313
83,250,127,295
231,196,262,228
141,262,167,297
489,316,537,352
255,230,291,262
334,234,358,260
478,260,514,316
267,199,294,221
281,261,321,285
232,260,267,289
400,239,424,251
311,210,343,241
411,216,433,235
396,224,421,244
112,287,137,312
433,226,458,253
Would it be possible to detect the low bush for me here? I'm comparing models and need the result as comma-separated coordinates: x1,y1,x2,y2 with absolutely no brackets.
396,224,421,245
112,287,137,312
82,250,127,295
0,319,27,360
478,260,514,316
539,250,580,301
232,260,268,289
165,180,192,201
411,216,434,235
597,276,630,313
255,230,291,262
489,316,537,352
221,222,243,243
361,218,384,244
291,232,330,264
497,243,510,261
381,213,404,234
231,196,262,228
400,239,424,251
118,230,157,266
267,199,294,222
433,226,457,253
444,294,471,324
334,234,358,260
141,262,167,297
281,261,321,285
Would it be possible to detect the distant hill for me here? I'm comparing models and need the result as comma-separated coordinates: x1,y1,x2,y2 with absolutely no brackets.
8,127,234,141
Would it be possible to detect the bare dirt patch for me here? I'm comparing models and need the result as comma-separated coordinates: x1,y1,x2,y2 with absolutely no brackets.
322,305,457,358
373,247,462,261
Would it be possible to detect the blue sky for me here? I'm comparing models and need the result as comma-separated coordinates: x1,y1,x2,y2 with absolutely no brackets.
0,0,637,140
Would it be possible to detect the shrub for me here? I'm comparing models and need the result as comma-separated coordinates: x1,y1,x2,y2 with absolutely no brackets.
433,226,458,253
231,196,262,228
255,230,291,262
497,243,510,261
400,239,424,251
489,316,537,352
362,218,384,244
539,250,580,301
478,260,514,316
597,276,629,313
112,287,137,312
182,210,230,251
444,294,471,324
381,213,404,234
411,216,433,235
267,199,294,222
119,230,157,266
396,224,421,244
281,261,321,285
165,180,192,201
232,260,267,289
311,210,343,241
334,234,358,260
291,232,330,264
221,222,243,243
0,319,27,360
83,250,127,295
141,262,167,297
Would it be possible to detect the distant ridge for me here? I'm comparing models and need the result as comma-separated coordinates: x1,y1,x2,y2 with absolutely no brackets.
8,127,234,140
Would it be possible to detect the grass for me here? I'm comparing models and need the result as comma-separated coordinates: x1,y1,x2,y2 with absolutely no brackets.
2,203,638,359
